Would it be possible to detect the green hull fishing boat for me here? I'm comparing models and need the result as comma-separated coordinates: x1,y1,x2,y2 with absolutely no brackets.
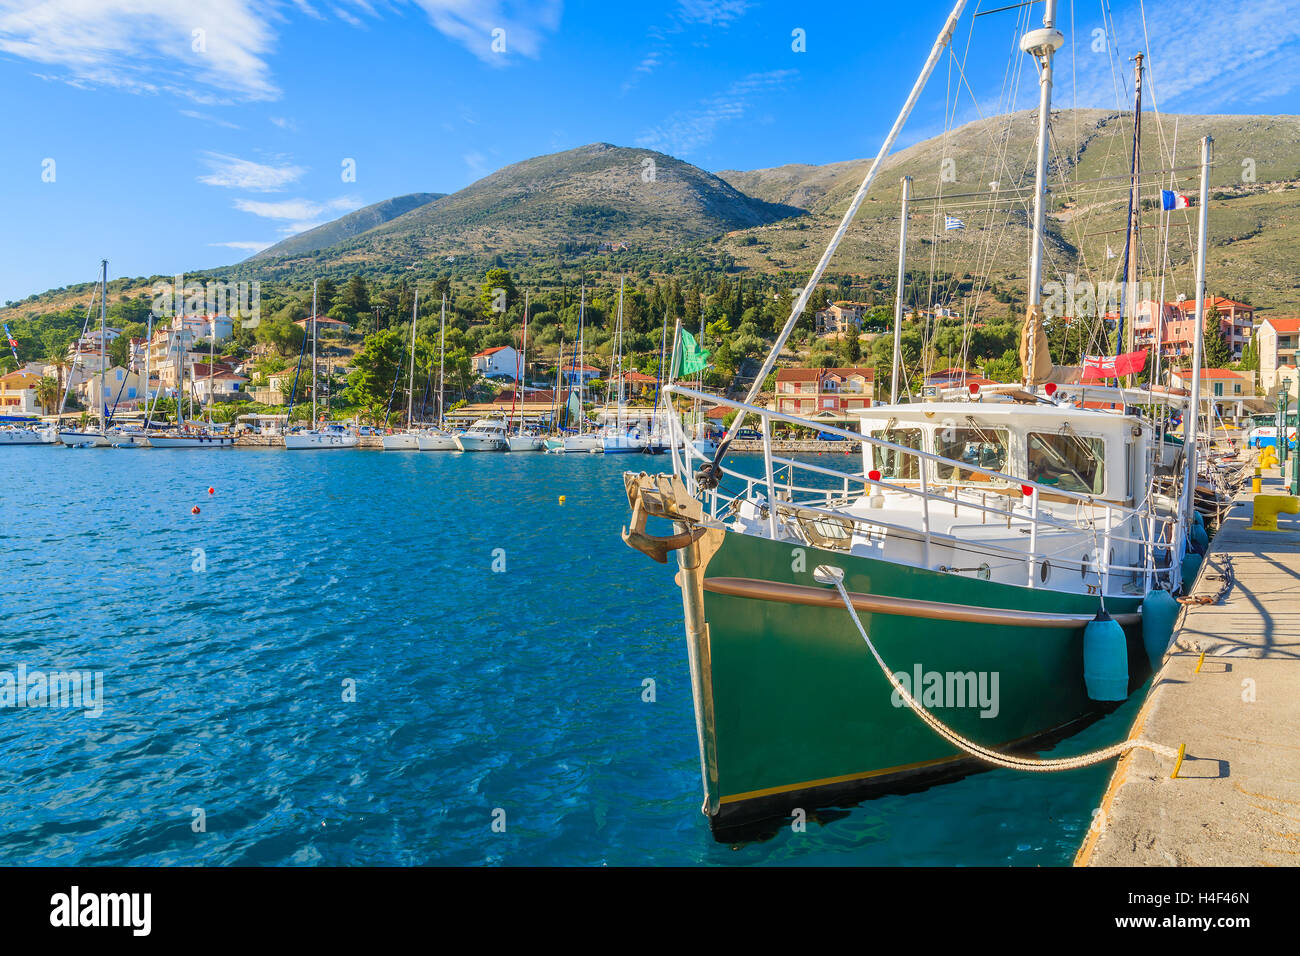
621,0,1216,837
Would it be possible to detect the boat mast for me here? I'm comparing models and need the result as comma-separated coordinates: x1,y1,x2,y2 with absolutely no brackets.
1179,136,1213,533
438,293,446,429
1119,52,1144,387
143,309,152,426
208,313,215,426
1022,0,1063,388
406,288,419,429
615,277,625,432
311,279,318,425
516,289,529,436
98,259,107,433
891,176,912,404
577,283,586,433
1153,118,1179,391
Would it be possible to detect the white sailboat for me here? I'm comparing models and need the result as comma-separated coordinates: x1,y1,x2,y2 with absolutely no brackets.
558,283,602,453
0,423,58,445
284,279,359,450
507,289,543,452
382,289,423,451
417,293,459,450
601,277,645,454
148,321,233,448
59,260,114,447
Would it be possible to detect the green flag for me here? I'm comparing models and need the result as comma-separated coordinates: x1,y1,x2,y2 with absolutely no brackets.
674,330,710,378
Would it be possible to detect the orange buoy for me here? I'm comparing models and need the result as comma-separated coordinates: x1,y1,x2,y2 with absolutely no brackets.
207,487,215,495
191,505,201,515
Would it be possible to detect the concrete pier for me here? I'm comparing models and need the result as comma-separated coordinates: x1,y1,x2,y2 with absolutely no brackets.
1077,466,1300,866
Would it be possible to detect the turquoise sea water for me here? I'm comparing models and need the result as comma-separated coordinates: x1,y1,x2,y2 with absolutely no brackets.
0,446,1145,865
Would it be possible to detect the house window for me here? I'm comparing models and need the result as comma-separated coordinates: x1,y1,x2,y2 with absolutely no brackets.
823,398,835,408
1234,384,1242,395
1213,383,1223,397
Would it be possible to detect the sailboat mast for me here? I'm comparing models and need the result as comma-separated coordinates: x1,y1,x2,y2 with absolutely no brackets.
1179,136,1213,532
891,176,912,404
208,314,215,425
517,289,529,436
437,293,446,428
143,310,152,426
311,279,318,424
99,259,107,432
578,283,586,433
1023,0,1062,310
616,277,625,431
407,288,419,429
1117,52,1144,387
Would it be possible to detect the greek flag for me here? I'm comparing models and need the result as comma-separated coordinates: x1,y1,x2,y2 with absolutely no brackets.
944,215,965,231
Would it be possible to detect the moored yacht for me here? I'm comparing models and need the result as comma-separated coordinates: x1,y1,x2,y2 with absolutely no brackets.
455,419,508,452
284,421,359,449
0,423,58,445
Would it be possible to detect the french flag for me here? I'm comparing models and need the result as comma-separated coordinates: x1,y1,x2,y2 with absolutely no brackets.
1161,190,1191,210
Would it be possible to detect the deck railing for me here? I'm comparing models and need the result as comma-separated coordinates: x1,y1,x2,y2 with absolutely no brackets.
662,383,1182,595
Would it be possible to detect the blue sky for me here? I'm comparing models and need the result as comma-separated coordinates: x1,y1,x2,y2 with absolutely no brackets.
1,0,1297,303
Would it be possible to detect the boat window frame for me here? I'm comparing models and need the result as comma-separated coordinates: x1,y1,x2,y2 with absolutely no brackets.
1025,428,1108,497
931,424,1013,486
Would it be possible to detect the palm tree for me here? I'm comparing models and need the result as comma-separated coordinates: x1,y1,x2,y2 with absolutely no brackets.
35,376,60,415
44,347,71,414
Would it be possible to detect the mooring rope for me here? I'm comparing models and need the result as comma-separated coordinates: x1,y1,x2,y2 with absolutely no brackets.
825,569,1178,771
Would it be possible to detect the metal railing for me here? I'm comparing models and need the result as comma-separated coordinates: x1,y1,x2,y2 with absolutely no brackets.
662,384,1182,596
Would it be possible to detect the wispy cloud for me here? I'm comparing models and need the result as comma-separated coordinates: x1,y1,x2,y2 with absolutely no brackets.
409,0,563,64
675,0,751,26
233,196,364,235
199,153,306,191
180,109,241,130
0,0,280,101
623,1,751,92
210,240,274,252
269,116,297,130
636,69,796,157
1062,0,1300,112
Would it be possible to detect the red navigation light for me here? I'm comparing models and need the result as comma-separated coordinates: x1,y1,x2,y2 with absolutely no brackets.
968,382,979,394
868,470,881,482
1021,484,1034,498
1045,382,1058,396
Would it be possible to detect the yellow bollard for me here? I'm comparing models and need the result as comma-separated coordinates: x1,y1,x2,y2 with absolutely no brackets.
1253,467,1262,494
1249,494,1299,531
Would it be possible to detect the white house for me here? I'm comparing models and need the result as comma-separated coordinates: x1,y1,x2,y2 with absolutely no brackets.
191,364,249,402
560,363,602,386
472,345,521,379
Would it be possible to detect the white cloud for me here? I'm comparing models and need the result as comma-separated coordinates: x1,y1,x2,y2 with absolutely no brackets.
199,153,306,191
636,69,797,156
233,196,363,221
409,0,563,64
269,116,297,130
0,0,280,101
180,109,241,130
210,240,274,252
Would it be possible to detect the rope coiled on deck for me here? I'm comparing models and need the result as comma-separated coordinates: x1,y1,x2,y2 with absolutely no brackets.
827,572,1179,771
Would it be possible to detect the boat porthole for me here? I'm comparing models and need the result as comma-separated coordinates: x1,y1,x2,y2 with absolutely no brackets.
1080,552,1090,579
1040,560,1051,583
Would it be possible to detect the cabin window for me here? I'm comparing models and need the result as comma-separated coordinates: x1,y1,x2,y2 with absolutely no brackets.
933,427,1010,483
1027,431,1105,495
869,428,922,480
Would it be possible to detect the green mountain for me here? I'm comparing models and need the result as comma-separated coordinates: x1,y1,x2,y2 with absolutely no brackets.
242,143,801,280
714,108,1300,312
251,192,445,260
